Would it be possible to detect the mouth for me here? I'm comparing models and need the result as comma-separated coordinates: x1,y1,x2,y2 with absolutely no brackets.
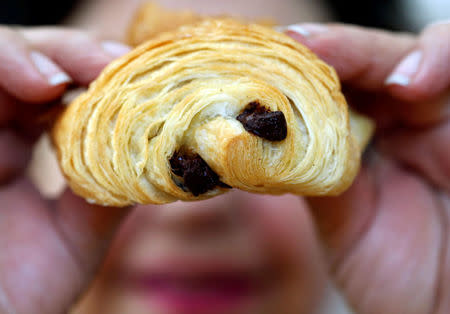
126,264,265,314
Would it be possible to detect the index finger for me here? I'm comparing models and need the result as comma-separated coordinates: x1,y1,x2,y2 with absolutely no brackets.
282,23,415,91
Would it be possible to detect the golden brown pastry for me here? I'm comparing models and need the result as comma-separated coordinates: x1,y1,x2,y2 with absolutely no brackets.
126,2,275,46
127,2,203,47
53,19,374,207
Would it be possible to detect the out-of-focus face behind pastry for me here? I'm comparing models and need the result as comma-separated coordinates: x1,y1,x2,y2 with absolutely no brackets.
73,190,328,314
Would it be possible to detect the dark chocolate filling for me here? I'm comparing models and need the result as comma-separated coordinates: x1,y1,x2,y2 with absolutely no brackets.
169,150,231,196
236,101,287,141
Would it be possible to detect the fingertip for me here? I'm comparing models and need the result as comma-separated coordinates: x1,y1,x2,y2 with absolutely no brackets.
13,80,69,104
384,50,435,102
5,51,71,103
386,24,450,102
30,51,72,85
386,65,448,104
386,82,436,104
15,81,69,104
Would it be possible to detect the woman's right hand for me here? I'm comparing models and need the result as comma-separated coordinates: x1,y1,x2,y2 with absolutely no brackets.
285,21,450,314
0,26,132,314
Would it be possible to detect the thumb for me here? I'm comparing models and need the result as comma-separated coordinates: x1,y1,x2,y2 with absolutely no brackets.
386,22,450,102
22,28,131,86
282,23,415,91
55,189,132,275
306,154,445,314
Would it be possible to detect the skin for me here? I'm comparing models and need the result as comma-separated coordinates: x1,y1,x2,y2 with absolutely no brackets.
295,23,450,314
74,192,329,314
0,20,449,314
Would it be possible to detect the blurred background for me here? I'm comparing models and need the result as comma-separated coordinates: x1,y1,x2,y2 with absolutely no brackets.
1,0,450,32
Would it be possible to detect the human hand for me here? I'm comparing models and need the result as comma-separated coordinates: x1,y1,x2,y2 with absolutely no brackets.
0,26,132,314
285,22,450,313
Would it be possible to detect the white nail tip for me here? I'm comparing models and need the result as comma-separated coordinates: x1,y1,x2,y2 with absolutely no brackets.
48,72,72,86
385,74,410,86
31,51,72,86
285,25,311,37
385,50,422,86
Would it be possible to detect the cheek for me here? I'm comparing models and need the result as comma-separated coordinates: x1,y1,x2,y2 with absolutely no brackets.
242,193,328,313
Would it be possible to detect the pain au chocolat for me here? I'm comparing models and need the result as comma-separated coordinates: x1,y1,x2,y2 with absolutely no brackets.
52,19,374,207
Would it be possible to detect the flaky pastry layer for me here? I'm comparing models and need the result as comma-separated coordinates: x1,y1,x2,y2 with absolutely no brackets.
53,19,374,206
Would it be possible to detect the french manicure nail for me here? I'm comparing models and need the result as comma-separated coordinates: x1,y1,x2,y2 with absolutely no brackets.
277,23,328,37
102,41,132,58
30,51,72,86
385,50,422,86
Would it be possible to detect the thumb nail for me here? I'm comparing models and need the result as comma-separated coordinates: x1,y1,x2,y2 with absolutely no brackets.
30,51,72,86
385,50,422,86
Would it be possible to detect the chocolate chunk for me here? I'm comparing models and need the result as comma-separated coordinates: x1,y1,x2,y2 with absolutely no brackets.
236,102,287,141
169,150,230,196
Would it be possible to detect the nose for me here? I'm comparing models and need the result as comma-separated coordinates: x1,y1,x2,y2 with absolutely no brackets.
153,190,245,236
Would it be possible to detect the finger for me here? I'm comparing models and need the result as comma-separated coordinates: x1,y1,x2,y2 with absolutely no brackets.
308,161,377,268
0,181,131,314
0,26,71,103
308,155,446,313
344,87,447,129
282,23,415,91
55,189,132,273
12,100,65,142
378,121,450,192
386,22,450,102
0,130,31,184
22,28,131,86
283,23,449,125
0,89,17,126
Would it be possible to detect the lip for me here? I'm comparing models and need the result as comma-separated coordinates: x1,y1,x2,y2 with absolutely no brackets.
123,256,265,314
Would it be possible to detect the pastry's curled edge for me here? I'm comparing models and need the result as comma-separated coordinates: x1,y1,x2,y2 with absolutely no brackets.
52,19,374,207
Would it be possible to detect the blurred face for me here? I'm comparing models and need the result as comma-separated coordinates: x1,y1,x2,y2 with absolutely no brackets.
77,191,328,314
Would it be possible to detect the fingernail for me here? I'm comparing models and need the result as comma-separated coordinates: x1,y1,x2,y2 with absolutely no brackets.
277,23,328,37
30,51,72,86
385,50,422,86
101,41,132,58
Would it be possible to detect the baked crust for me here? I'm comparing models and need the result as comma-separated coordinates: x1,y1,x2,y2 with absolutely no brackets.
53,19,374,206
